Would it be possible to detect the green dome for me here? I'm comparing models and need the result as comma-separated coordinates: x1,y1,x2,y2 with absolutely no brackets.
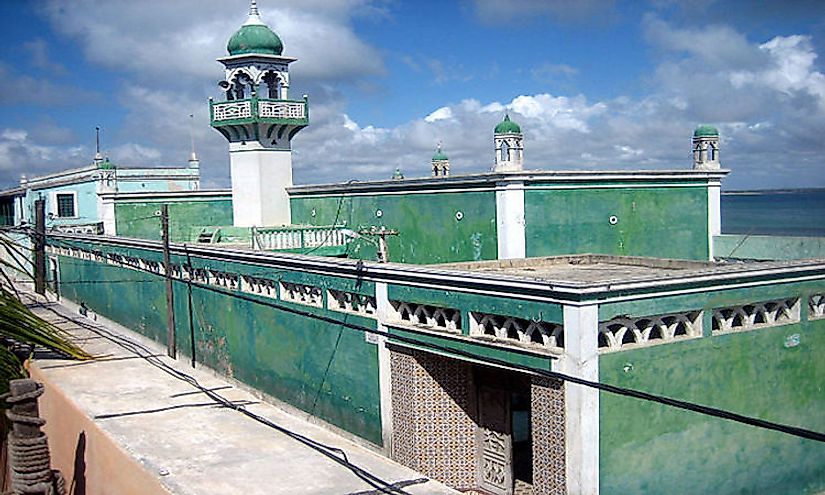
98,157,115,170
432,146,448,161
495,114,521,134
227,23,283,56
694,124,719,137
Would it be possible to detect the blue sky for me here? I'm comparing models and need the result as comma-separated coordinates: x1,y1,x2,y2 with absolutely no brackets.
1,0,825,191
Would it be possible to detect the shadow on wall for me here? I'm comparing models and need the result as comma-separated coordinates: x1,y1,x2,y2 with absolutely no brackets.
70,431,86,495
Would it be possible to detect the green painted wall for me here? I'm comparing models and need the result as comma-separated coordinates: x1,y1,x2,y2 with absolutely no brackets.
525,186,709,260
115,199,233,242
290,191,497,264
53,241,382,445
715,234,825,261
599,284,825,494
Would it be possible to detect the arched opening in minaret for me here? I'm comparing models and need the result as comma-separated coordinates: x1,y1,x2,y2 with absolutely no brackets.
261,71,282,99
231,71,254,99
708,142,717,161
501,140,510,162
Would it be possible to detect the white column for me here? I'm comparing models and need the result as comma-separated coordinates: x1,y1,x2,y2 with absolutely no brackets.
495,181,526,259
560,304,600,495
229,141,293,227
100,197,116,236
708,179,722,260
375,282,394,455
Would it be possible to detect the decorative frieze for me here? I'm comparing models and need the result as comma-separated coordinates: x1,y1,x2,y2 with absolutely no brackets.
327,289,376,317
241,275,278,299
599,311,702,352
809,294,825,320
388,301,461,333
470,312,564,351
280,281,323,307
209,270,239,290
712,299,800,334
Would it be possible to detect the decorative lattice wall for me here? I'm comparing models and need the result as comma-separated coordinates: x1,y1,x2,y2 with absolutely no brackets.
531,375,566,495
389,346,477,490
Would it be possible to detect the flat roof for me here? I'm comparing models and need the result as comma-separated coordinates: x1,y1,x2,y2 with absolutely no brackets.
435,255,725,285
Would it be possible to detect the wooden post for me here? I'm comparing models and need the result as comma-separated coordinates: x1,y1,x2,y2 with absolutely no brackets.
161,205,176,358
33,198,46,295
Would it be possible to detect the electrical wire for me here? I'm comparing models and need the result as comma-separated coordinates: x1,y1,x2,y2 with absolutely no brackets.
26,299,413,495
41,235,825,444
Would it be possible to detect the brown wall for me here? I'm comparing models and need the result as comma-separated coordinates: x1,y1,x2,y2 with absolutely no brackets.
30,365,171,495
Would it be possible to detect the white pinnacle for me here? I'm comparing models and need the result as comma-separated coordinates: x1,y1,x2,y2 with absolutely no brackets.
244,0,265,26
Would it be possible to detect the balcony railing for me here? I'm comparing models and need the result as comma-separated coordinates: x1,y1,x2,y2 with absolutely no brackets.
210,97,308,124
252,225,351,252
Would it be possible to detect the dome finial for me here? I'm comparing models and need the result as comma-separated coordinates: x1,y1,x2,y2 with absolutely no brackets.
244,0,265,26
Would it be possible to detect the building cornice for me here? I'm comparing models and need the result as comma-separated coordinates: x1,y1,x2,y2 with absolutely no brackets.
101,190,231,202
287,169,731,196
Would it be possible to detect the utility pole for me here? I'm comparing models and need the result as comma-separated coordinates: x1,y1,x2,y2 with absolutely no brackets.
161,205,176,358
33,199,46,295
358,226,399,263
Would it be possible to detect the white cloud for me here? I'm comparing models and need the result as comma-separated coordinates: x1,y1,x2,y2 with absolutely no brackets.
424,107,454,123
41,0,384,85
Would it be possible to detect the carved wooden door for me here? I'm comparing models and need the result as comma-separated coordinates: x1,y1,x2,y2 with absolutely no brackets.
476,386,513,495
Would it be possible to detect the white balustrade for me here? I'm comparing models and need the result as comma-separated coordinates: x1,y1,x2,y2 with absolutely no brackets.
213,101,252,121
258,100,305,119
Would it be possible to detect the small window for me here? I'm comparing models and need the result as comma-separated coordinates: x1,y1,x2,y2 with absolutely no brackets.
56,193,76,218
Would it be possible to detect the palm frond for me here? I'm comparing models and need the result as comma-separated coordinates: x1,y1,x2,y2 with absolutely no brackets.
0,287,91,361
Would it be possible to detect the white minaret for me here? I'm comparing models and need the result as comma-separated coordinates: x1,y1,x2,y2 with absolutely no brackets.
494,114,524,172
210,0,308,227
431,143,450,177
692,124,720,170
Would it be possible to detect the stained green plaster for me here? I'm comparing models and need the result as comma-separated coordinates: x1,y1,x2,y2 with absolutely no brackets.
599,317,825,494
290,191,497,264
525,186,709,260
115,199,233,242
600,280,825,323
387,283,563,334
53,241,382,445
386,325,555,372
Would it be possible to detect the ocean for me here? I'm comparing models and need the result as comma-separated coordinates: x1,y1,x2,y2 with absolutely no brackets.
722,189,825,237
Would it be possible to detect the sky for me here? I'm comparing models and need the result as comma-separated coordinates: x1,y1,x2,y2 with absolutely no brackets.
1,0,825,191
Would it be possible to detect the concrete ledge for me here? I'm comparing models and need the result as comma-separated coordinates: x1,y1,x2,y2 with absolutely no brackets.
715,234,825,261
24,291,458,495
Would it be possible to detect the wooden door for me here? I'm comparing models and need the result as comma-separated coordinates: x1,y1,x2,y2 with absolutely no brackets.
476,386,513,495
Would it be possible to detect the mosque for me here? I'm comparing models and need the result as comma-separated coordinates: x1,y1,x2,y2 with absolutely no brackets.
5,2,825,495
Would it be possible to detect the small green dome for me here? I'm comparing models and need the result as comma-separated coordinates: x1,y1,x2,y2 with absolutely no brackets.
694,124,719,137
495,114,521,134
432,145,448,161
98,157,115,170
227,23,283,56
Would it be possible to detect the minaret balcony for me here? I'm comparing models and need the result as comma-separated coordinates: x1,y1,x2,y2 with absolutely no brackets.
210,96,309,127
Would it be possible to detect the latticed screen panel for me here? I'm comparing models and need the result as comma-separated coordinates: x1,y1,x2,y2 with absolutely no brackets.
809,294,825,320
388,300,461,333
470,312,563,351
712,298,800,334
598,311,702,352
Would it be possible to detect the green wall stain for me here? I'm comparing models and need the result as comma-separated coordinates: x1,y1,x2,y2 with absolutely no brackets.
115,199,233,242
290,191,497,264
54,241,382,445
525,187,709,260
599,314,825,494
